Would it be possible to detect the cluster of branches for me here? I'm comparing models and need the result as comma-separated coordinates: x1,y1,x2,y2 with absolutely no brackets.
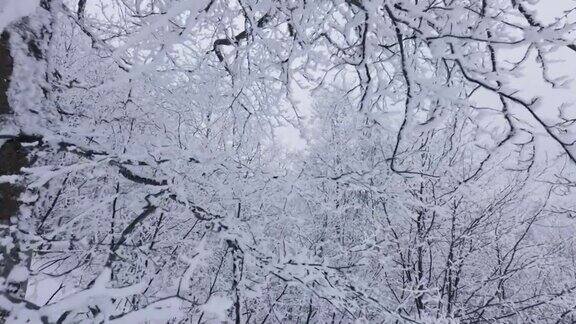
1,0,576,323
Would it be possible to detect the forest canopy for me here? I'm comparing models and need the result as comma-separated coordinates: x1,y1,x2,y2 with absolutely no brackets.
1,0,576,323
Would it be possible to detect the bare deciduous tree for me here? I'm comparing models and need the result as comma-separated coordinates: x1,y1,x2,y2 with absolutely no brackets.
1,0,576,323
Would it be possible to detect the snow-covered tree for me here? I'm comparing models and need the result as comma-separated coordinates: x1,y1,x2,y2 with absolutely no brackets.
1,0,576,323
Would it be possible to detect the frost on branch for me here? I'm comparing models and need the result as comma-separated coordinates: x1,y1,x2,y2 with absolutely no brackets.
1,0,576,323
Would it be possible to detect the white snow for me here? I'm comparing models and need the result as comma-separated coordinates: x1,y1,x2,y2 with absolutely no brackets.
0,0,39,32
200,295,234,322
7,266,28,283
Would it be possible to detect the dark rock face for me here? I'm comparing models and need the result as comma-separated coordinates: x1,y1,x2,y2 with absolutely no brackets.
0,30,24,224
0,14,49,309
0,139,27,222
0,30,29,321
0,31,13,115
